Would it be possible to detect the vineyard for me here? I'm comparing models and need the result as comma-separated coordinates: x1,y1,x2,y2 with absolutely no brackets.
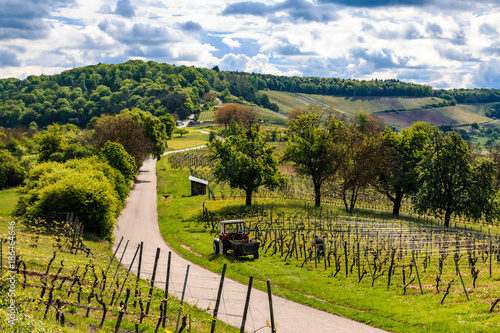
167,146,412,215
203,204,499,299
158,143,500,332
2,215,240,332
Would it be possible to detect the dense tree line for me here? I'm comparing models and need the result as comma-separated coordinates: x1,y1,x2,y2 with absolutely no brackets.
434,88,500,104
0,60,210,128
6,60,500,131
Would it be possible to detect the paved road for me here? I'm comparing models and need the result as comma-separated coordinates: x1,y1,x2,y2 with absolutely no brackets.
113,156,388,333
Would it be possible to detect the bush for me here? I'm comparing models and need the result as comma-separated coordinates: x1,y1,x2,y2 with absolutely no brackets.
0,150,27,189
15,156,127,240
99,141,136,181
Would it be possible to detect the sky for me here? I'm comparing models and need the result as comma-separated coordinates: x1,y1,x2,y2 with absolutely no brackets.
1,0,500,89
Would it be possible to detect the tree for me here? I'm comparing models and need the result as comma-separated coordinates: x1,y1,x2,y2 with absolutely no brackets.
91,113,152,167
160,113,176,140
0,150,27,189
174,128,189,137
214,103,239,129
99,141,137,181
208,124,286,206
15,157,127,240
334,113,388,214
236,106,258,130
282,114,345,207
412,130,497,227
214,103,257,130
375,122,431,216
122,108,168,159
287,107,310,120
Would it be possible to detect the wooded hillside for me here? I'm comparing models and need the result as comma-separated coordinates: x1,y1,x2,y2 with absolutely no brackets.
2,60,500,128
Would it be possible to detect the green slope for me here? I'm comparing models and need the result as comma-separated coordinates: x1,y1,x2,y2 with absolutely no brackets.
262,90,493,128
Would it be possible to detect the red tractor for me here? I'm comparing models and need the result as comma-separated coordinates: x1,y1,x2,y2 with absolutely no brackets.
213,220,259,260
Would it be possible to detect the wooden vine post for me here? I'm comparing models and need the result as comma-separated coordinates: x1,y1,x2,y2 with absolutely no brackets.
211,264,227,333
453,255,469,301
146,247,161,315
412,250,424,295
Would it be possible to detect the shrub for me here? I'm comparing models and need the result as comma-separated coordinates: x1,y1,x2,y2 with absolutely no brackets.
15,156,127,240
99,141,136,181
0,150,27,189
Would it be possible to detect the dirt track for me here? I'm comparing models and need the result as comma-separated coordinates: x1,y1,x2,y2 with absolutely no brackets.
113,156,389,333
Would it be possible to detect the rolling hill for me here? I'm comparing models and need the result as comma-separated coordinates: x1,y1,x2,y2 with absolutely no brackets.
261,90,493,128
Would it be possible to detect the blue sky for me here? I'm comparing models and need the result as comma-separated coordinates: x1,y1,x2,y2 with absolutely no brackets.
1,0,500,89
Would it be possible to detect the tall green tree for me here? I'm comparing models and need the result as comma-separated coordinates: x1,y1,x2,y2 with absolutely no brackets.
208,124,286,206
0,150,27,189
335,113,388,214
376,122,431,216
122,108,168,159
91,113,152,167
412,130,497,227
160,113,176,140
282,113,345,207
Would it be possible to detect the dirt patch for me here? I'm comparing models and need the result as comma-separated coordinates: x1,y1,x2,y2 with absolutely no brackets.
163,195,173,204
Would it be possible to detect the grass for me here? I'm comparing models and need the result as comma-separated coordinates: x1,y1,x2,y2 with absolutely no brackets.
166,127,210,151
0,188,17,216
262,90,496,128
156,158,500,333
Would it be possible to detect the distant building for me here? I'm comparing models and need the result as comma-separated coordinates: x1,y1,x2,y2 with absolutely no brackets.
189,176,208,196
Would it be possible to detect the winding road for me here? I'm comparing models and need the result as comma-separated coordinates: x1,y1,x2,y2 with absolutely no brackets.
112,155,388,332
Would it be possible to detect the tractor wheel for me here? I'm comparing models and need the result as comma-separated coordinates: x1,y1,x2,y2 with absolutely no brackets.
213,239,219,254
219,241,225,255
232,248,239,260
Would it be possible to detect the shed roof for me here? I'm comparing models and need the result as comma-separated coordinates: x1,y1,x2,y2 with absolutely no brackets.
188,176,208,185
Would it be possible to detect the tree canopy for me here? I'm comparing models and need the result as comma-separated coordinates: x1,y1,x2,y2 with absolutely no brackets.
412,130,497,227
376,122,431,216
208,124,286,206
282,113,345,207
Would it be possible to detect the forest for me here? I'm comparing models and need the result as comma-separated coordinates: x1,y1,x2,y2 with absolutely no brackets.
2,60,500,130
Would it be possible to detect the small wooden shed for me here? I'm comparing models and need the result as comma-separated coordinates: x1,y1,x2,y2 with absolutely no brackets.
189,176,208,196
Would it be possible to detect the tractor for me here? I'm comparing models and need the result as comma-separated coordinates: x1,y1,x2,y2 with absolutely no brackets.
213,220,259,260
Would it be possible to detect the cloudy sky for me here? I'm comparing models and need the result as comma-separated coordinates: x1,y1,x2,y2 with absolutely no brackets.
1,0,500,89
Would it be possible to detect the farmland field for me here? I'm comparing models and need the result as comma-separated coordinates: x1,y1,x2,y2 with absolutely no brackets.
198,108,287,124
261,90,449,116
0,157,236,333
373,106,491,128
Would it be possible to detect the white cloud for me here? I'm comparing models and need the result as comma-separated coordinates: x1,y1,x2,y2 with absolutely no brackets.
222,37,241,48
219,53,302,76
0,0,500,89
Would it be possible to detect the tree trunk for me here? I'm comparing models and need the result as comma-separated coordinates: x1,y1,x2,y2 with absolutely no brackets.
245,189,252,206
348,187,358,214
392,190,404,216
444,210,451,228
313,181,321,208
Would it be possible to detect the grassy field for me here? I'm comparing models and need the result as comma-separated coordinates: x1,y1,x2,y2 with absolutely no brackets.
261,91,446,116
0,188,17,217
198,108,287,125
262,90,495,128
156,157,500,333
166,127,210,151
